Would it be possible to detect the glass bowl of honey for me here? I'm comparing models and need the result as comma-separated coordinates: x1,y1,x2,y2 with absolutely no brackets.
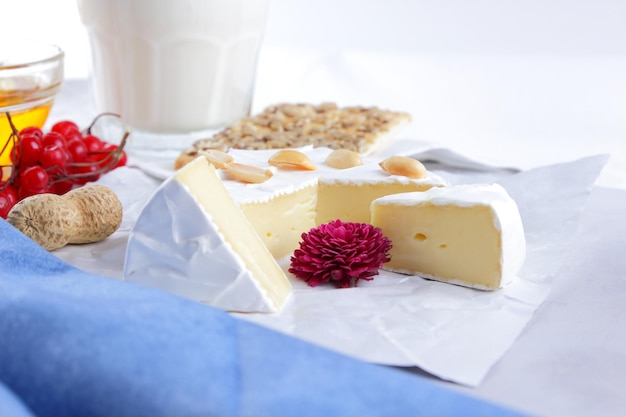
0,38,64,174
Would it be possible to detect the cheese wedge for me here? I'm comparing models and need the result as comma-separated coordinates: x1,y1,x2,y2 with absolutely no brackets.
124,157,291,313
371,184,525,290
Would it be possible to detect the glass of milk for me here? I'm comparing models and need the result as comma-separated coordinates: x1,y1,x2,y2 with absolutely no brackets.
77,0,270,160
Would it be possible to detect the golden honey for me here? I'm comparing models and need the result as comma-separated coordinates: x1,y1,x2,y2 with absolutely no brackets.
0,86,53,181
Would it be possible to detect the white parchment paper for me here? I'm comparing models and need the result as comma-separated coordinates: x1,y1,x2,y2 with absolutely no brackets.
54,144,608,387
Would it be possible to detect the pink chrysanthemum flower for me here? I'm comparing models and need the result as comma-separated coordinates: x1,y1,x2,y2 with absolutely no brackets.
289,219,392,288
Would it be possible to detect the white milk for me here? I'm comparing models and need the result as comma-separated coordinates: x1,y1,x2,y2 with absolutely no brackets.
77,0,270,133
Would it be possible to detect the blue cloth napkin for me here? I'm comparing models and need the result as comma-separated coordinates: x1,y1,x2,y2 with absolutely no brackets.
0,219,532,417
0,381,35,417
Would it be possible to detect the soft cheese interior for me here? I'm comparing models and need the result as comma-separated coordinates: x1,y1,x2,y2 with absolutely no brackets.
371,184,526,290
124,157,291,313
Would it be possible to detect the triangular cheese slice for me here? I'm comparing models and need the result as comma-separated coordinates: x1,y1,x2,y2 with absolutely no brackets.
371,184,525,290
124,157,291,313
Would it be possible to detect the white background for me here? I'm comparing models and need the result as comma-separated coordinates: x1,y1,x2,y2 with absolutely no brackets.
1,0,625,189
4,0,626,74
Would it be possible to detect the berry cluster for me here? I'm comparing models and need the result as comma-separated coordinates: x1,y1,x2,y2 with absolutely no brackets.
0,115,128,218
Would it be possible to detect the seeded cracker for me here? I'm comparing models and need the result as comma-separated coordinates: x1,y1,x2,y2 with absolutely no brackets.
174,103,412,170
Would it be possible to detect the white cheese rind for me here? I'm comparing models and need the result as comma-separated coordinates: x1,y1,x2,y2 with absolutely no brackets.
221,146,447,205
124,158,290,313
372,184,526,290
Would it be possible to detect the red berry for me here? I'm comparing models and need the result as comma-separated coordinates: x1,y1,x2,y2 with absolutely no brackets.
64,130,83,144
40,144,69,175
67,138,88,163
42,132,67,150
100,143,127,168
20,126,43,139
83,134,103,153
86,151,109,169
0,191,14,219
73,156,102,184
18,187,49,201
20,165,49,192
51,120,80,138
19,134,43,167
3,184,17,206
50,179,74,195
106,148,128,168
16,162,33,179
